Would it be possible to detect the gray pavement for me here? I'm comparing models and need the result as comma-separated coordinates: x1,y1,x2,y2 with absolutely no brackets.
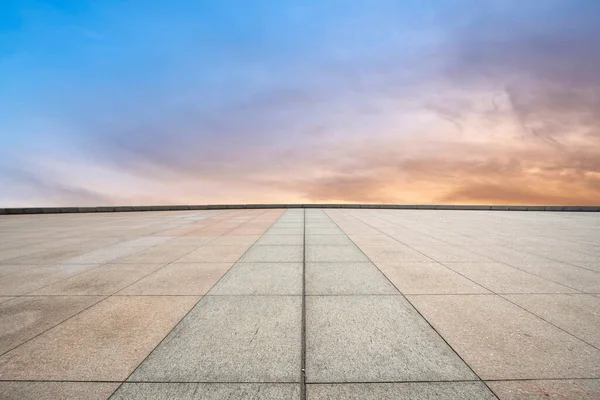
0,208,599,399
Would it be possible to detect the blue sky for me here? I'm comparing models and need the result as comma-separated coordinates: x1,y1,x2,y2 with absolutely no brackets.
1,0,599,206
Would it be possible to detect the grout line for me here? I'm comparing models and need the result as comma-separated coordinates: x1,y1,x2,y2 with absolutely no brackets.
301,208,307,400
2,377,600,384
324,209,501,400
5,292,596,298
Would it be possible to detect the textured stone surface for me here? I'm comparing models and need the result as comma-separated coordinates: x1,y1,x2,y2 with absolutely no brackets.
306,382,496,399
444,262,577,293
0,296,199,380
409,294,600,379
1,208,599,400
306,262,397,295
377,262,490,294
118,263,232,295
0,295,104,354
238,245,303,262
111,383,300,399
0,382,120,400
130,295,301,382
306,295,476,382
208,262,302,295
504,294,600,348
487,379,600,400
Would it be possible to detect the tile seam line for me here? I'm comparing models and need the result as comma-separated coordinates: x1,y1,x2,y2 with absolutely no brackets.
301,208,307,400
107,208,284,399
349,210,600,355
324,209,500,400
0,212,226,358
6,291,596,297
356,209,585,293
2,377,600,384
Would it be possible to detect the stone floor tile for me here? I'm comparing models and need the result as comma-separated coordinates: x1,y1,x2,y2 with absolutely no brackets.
264,228,304,235
238,245,303,263
208,235,261,246
306,262,397,295
129,295,301,382
119,263,233,295
504,294,600,348
306,295,476,382
445,262,577,293
487,379,600,400
0,296,199,381
177,245,251,263
111,383,300,399
412,246,494,262
113,245,199,264
305,235,354,246
358,246,431,262
409,294,600,379
306,382,496,400
306,246,369,262
58,245,148,265
0,264,38,278
378,262,489,294
0,382,120,400
256,234,304,245
31,263,165,295
305,227,343,235
0,264,101,295
0,295,104,354
209,262,302,295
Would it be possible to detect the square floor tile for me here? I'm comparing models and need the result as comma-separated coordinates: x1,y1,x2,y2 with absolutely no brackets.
378,262,489,294
444,262,577,294
409,295,600,379
119,263,233,295
0,296,199,381
238,246,303,263
504,294,600,348
208,235,261,246
306,246,369,262
31,263,164,295
0,382,120,400
209,263,302,295
487,379,600,400
358,246,431,263
111,383,300,399
256,235,304,245
0,296,104,355
306,382,496,400
129,296,301,382
0,264,101,295
177,245,251,263
306,262,397,295
306,295,476,382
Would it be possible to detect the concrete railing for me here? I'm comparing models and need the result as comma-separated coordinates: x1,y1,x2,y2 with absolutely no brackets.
1,204,599,215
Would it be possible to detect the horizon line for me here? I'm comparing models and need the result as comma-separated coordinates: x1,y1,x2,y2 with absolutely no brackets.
2,204,599,215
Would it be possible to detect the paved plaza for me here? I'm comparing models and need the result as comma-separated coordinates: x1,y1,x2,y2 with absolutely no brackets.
0,208,599,399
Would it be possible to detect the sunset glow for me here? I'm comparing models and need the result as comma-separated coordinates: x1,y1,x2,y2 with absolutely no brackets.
1,1,599,206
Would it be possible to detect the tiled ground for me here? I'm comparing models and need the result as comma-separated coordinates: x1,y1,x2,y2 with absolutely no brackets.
0,209,599,399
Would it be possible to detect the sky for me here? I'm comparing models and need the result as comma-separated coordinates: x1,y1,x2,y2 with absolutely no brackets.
1,0,599,206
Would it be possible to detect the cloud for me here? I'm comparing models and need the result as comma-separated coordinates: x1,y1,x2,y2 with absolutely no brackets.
2,0,599,206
